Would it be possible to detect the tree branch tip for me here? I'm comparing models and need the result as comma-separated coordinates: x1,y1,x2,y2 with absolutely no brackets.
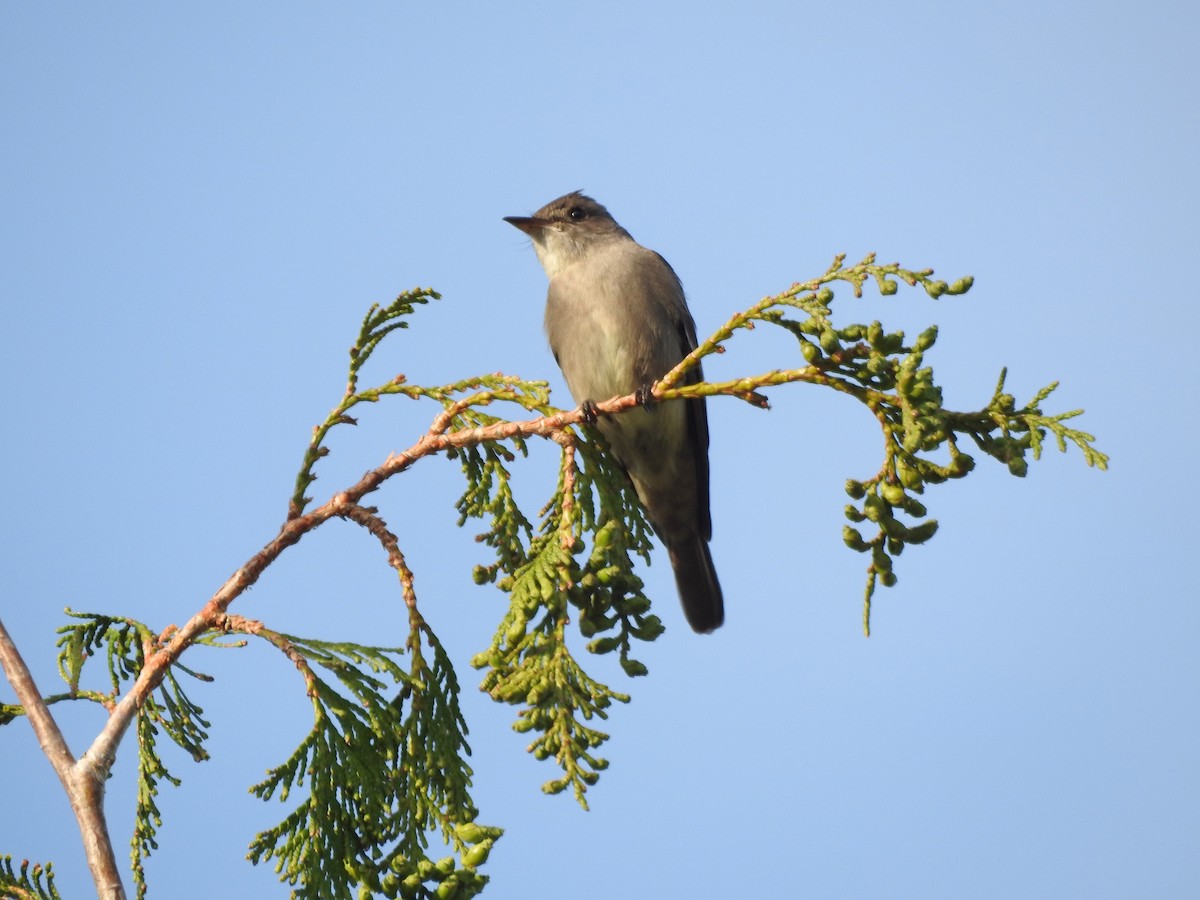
741,391,770,409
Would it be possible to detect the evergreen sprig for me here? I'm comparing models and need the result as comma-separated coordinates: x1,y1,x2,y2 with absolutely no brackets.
289,288,440,519
0,856,60,900
52,610,224,898
466,427,660,807
658,254,1106,633
570,434,661,675
469,467,621,809
247,627,497,900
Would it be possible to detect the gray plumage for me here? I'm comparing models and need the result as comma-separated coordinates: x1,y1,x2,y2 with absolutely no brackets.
504,191,724,633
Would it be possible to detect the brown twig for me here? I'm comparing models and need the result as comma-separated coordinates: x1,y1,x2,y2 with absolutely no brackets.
340,504,420,613
549,430,578,550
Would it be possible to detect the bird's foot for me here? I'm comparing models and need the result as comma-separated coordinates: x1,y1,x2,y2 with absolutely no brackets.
635,383,656,410
580,399,599,425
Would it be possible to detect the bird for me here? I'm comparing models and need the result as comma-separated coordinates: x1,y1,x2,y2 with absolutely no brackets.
504,191,724,633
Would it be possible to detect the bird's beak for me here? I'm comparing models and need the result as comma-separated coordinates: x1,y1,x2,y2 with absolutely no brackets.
503,215,546,236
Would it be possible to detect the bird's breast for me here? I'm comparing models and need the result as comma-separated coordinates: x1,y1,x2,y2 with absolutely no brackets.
546,265,647,404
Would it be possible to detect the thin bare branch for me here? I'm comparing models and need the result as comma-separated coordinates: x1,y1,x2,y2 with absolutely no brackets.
0,617,126,899
0,617,74,775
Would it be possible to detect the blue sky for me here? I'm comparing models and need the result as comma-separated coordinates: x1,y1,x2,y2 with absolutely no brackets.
1,3,1196,898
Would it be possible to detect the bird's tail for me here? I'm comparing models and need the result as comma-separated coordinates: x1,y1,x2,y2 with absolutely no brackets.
668,534,724,633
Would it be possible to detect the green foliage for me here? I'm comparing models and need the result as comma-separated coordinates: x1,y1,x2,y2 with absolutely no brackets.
463,416,662,807
290,288,440,519
53,610,229,899
571,436,663,673
246,628,498,900
670,254,1108,633
0,855,60,900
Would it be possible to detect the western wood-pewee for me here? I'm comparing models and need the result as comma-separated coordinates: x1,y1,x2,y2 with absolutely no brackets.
504,191,724,633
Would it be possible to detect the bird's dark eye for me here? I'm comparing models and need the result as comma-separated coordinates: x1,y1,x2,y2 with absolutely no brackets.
567,206,587,220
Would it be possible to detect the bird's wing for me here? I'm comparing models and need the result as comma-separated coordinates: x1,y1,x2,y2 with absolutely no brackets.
654,252,713,542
